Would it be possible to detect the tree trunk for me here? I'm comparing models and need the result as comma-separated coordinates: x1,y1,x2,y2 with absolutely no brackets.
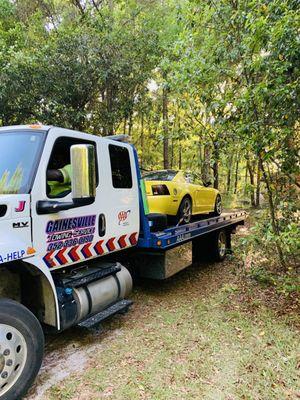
212,141,219,189
202,143,211,184
244,164,248,196
255,158,261,207
234,154,239,194
178,144,182,169
128,113,133,137
246,159,256,207
259,155,286,268
162,79,169,169
140,113,144,169
105,78,114,136
170,136,174,168
226,154,234,193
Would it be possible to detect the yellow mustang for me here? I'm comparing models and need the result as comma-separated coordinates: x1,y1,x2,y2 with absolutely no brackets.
144,170,222,224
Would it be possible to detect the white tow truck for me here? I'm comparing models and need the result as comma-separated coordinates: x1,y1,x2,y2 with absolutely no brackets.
0,125,246,400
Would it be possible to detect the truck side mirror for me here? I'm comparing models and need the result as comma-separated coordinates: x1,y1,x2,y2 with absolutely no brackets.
37,143,96,214
71,144,96,204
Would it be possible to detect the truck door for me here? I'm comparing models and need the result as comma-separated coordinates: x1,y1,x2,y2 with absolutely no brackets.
31,128,139,271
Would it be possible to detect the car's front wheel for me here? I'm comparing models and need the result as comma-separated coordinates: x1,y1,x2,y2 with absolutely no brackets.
177,197,192,225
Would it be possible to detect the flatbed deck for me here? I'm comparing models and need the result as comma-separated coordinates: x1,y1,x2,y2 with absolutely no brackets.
138,211,247,250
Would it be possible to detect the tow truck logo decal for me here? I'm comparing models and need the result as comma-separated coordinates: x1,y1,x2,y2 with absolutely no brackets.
15,201,26,212
43,232,138,268
46,215,96,252
118,210,131,226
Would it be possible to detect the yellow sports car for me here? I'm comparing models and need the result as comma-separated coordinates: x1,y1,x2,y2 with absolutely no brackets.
144,170,222,224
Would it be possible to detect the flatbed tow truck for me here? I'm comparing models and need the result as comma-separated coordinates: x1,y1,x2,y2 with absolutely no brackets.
0,125,246,400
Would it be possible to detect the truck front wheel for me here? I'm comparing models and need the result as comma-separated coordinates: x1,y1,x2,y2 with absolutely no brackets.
0,299,44,400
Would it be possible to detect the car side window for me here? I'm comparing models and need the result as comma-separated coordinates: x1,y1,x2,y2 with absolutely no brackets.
109,144,133,189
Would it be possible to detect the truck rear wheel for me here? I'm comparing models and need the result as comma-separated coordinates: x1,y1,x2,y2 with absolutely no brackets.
0,299,44,400
212,229,227,261
192,229,229,263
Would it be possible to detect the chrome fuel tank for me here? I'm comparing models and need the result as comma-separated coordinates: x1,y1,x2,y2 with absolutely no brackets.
73,264,132,322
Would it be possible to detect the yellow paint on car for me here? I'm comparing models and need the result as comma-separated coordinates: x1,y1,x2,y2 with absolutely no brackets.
144,170,220,217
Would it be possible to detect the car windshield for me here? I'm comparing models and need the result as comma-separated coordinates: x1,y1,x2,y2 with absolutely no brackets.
143,170,177,181
0,131,45,194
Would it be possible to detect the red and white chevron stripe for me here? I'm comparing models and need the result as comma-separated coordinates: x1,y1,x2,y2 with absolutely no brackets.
43,232,138,269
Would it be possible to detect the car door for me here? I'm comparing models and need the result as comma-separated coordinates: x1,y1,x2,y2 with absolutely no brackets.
198,184,218,213
184,173,202,213
185,174,213,214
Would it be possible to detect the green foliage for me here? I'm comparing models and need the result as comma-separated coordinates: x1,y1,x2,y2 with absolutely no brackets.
0,0,298,267
250,266,300,295
242,206,299,265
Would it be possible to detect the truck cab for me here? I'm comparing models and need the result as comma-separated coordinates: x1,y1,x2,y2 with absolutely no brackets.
0,124,140,322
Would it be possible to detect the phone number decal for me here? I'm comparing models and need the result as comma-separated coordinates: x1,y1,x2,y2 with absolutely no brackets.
46,215,96,252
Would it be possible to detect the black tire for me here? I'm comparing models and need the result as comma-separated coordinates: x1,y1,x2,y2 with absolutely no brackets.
193,229,228,263
0,299,44,400
147,213,168,232
211,229,227,261
213,194,222,216
177,197,192,225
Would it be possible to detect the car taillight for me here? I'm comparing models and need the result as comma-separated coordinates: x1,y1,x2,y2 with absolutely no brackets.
152,185,170,195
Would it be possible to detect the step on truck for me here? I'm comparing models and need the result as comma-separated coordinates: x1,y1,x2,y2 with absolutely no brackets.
0,125,246,400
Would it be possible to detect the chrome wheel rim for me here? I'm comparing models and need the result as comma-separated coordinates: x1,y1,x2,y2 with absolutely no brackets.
216,197,222,214
218,231,226,258
182,199,192,223
0,324,27,396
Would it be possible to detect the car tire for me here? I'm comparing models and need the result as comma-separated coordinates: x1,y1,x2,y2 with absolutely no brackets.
0,299,44,400
213,194,222,216
177,197,192,225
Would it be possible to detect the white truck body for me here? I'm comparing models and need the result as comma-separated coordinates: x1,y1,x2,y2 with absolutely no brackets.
0,125,139,329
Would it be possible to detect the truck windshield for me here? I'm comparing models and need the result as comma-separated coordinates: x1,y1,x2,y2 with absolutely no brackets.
0,131,45,194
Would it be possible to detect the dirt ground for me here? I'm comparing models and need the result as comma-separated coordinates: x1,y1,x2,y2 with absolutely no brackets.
25,226,299,400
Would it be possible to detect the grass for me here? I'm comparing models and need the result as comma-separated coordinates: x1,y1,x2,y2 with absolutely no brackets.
44,257,299,400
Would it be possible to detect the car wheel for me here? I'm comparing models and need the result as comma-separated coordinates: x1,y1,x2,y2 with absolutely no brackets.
177,197,192,225
213,195,222,216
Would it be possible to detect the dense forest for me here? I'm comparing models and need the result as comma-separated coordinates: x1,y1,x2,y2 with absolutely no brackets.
0,0,299,273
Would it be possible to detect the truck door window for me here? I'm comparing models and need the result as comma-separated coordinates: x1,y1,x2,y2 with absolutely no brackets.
47,137,97,198
109,144,133,189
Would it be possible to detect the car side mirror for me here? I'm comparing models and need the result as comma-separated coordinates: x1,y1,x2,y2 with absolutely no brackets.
203,181,212,187
71,144,96,204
